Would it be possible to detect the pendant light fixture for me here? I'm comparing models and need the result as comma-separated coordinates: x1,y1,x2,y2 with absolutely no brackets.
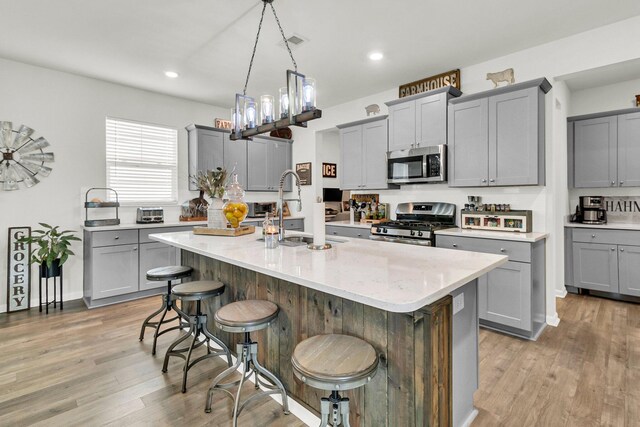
230,0,321,140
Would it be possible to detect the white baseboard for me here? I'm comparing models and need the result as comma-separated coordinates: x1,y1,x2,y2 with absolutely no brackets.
555,289,568,298
546,313,560,327
461,408,479,427
1,291,83,314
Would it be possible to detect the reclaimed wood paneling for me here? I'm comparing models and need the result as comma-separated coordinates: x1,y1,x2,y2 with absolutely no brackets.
184,251,453,427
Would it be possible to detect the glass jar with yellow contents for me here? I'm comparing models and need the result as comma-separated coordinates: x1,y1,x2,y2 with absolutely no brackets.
222,172,248,228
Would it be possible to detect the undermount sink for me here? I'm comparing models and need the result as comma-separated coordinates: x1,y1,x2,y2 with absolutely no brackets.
257,235,342,247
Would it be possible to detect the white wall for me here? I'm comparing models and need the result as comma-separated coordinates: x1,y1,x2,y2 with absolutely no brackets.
318,130,341,189
0,57,230,312
301,14,640,326
570,77,640,116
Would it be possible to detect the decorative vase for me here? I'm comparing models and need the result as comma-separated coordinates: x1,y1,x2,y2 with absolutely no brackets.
207,197,227,229
39,258,62,278
222,172,248,228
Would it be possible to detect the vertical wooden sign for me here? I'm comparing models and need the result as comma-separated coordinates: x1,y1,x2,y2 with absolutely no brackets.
7,227,31,312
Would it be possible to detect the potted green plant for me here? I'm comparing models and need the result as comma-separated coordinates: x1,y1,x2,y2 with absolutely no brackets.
191,167,228,228
19,223,81,278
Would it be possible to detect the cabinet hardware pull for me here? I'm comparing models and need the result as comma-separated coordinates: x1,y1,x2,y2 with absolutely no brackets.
357,234,362,237
611,247,616,251
500,248,506,252
489,179,495,183
591,234,596,238
620,248,625,252
481,179,487,183
133,247,138,251
452,244,457,247
611,181,616,185
620,181,624,185
333,232,337,235
114,236,119,239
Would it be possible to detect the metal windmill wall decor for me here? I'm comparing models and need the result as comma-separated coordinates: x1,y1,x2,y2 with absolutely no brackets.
0,121,54,190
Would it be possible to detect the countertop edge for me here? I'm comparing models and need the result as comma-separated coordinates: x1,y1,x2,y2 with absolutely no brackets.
564,222,640,231
434,228,549,242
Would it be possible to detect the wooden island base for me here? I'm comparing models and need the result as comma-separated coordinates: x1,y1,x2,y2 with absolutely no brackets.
183,251,455,427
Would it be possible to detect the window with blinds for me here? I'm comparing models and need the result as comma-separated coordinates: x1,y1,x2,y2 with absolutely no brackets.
106,117,178,204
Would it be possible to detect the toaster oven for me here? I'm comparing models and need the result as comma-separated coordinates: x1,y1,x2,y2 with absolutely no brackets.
136,207,164,224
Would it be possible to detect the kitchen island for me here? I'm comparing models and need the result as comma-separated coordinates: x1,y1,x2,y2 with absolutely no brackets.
150,230,507,427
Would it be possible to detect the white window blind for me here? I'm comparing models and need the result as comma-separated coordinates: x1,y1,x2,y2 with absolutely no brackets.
106,118,178,204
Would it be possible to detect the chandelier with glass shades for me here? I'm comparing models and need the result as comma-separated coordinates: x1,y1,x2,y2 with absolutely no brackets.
230,0,321,140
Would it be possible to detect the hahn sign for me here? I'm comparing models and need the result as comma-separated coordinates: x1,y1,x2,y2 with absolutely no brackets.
7,227,31,312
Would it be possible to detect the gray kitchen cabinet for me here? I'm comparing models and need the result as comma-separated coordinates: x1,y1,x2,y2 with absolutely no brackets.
337,115,391,190
478,261,531,331
139,241,179,291
566,227,640,297
436,234,546,340
91,244,139,299
186,124,225,190
325,225,371,239
224,137,248,188
572,116,617,188
448,98,489,187
448,78,550,187
247,136,292,192
385,86,461,152
568,109,640,188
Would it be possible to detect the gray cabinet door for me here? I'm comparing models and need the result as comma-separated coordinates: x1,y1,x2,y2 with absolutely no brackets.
247,138,269,191
91,244,139,299
618,245,640,296
224,136,248,189
573,116,617,188
139,242,179,291
572,242,619,292
388,101,416,151
478,261,532,331
489,87,539,186
340,126,364,190
416,93,446,147
362,119,389,189
196,129,224,174
270,139,292,192
448,99,489,187
617,112,640,187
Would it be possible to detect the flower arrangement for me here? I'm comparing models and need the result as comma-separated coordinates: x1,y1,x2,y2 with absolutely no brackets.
191,167,228,199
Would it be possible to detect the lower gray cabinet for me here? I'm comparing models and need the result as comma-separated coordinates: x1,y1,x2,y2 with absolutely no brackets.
325,225,371,239
572,242,619,293
139,242,179,291
436,234,546,340
91,244,139,299
566,227,640,298
478,261,531,330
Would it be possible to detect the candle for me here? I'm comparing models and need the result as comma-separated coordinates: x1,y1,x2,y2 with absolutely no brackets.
313,202,326,247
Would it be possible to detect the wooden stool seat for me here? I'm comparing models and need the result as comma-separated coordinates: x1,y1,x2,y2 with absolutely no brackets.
292,334,378,390
215,300,279,333
146,265,193,281
171,280,225,300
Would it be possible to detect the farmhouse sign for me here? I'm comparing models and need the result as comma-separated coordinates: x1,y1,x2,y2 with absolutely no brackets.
399,69,461,98
7,227,31,312
214,118,233,130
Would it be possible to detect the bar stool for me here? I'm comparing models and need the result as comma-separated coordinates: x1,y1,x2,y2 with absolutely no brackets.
205,300,289,427
139,265,193,355
291,334,379,427
161,280,232,393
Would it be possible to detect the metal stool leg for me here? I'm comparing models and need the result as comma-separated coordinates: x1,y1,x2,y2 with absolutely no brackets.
340,398,351,427
205,350,243,413
251,347,289,415
139,295,167,341
319,398,330,427
162,321,194,372
232,345,250,427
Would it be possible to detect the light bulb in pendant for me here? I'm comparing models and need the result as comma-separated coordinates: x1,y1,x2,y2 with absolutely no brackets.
302,78,316,111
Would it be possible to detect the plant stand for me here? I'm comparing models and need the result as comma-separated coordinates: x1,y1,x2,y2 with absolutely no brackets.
39,261,63,314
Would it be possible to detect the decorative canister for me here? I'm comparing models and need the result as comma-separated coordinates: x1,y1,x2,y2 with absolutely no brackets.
222,172,248,228
207,198,227,229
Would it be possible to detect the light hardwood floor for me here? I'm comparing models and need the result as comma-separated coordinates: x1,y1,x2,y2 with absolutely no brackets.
0,293,638,426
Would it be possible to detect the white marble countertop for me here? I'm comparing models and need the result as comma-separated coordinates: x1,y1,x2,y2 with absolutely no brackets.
565,221,640,231
150,229,507,313
81,216,305,232
435,228,549,243
325,220,374,229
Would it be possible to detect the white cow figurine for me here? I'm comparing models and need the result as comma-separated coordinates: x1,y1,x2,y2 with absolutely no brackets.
486,68,515,88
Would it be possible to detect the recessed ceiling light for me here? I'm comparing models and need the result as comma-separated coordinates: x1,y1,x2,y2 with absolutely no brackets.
164,71,179,78
368,52,384,61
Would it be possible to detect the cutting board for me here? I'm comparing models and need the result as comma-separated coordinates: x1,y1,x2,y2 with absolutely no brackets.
193,225,255,236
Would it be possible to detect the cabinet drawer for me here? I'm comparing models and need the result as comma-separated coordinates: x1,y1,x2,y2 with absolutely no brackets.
139,226,194,244
91,230,138,248
283,219,304,231
571,228,640,245
436,235,531,263
326,225,370,239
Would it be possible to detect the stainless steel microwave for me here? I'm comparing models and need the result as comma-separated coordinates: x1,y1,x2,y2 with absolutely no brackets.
387,145,447,184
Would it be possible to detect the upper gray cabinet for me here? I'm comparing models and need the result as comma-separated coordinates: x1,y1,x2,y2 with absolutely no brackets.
569,109,640,188
448,78,551,187
246,136,292,192
186,124,224,190
186,125,290,192
337,115,391,190
385,86,461,151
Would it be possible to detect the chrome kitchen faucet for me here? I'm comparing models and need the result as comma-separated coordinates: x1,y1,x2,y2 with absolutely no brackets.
277,169,302,241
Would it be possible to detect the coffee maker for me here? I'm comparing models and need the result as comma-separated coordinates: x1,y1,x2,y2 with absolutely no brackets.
579,196,607,224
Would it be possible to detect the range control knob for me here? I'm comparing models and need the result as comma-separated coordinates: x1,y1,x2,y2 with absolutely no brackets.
410,230,416,236
383,228,388,234
418,231,423,237
376,227,381,233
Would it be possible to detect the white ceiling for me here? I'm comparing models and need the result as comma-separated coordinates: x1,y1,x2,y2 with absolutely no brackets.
1,0,640,109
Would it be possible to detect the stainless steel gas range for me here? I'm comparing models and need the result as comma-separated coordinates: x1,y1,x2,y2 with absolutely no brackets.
369,202,456,246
